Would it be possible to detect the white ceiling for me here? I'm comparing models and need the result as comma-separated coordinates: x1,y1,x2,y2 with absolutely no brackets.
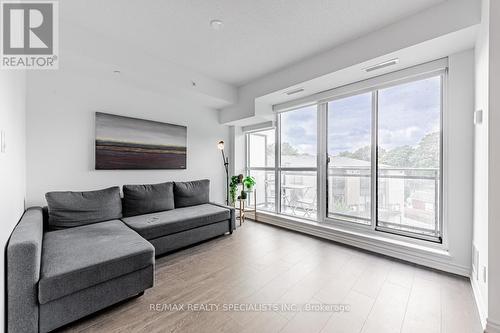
62,0,446,86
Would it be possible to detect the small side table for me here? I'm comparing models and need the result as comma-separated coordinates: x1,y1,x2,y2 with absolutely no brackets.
235,189,257,226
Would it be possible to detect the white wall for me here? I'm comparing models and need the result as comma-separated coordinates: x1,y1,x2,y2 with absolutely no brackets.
487,1,500,332
0,71,27,331
25,53,229,206
446,49,475,275
229,126,246,177
473,0,490,326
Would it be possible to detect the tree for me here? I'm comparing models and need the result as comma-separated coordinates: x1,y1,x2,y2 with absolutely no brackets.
380,145,414,167
410,132,440,168
268,142,299,156
302,131,440,169
339,145,371,161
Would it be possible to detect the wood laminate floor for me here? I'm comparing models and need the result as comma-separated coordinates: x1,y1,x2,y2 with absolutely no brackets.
59,220,482,333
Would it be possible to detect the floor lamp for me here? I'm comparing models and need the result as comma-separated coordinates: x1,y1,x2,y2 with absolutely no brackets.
217,140,229,205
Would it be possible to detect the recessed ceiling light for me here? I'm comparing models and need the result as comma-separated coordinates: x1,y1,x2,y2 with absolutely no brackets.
363,58,399,72
113,70,121,74
210,19,224,30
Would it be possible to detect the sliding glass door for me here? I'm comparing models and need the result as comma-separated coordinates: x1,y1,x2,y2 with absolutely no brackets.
247,129,276,212
279,106,318,219
325,74,443,242
247,62,444,242
376,76,441,239
246,106,318,220
327,92,372,225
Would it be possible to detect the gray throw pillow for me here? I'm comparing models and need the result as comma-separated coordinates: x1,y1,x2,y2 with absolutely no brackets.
174,179,210,208
122,182,174,217
45,186,122,229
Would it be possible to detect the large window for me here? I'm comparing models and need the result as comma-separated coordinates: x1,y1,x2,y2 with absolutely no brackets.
280,106,317,168
376,77,441,239
325,75,442,241
247,129,275,212
327,92,372,225
246,63,444,242
279,106,317,219
248,129,275,168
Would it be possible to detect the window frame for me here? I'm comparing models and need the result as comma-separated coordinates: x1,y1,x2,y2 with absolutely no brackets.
246,59,447,244
321,70,445,243
276,107,320,220
245,106,320,220
245,128,277,213
324,91,374,226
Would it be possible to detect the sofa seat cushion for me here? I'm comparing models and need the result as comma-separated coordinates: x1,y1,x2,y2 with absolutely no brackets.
38,220,154,304
121,203,230,240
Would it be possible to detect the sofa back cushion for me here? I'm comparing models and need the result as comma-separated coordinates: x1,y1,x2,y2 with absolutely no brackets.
174,179,210,208
45,186,122,229
122,182,174,217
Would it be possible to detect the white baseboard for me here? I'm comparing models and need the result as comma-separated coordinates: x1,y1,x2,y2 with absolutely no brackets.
486,319,500,333
254,212,471,276
470,276,487,330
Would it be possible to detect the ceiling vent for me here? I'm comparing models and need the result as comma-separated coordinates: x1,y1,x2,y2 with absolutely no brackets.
364,58,399,72
285,88,305,95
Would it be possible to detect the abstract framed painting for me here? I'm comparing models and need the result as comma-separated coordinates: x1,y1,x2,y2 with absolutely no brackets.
95,112,187,169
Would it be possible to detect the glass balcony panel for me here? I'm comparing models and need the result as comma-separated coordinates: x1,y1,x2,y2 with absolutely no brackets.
280,170,317,220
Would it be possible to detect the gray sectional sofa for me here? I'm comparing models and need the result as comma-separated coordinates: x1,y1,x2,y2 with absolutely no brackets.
6,179,235,333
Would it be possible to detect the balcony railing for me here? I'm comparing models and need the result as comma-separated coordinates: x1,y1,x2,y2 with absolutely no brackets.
329,166,440,237
250,166,440,238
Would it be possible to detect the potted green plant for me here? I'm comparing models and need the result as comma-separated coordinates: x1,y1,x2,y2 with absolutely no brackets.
229,175,240,205
240,191,247,200
243,176,256,192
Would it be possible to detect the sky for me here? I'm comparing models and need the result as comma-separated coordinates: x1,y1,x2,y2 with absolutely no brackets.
328,92,371,154
281,105,317,155
377,76,440,152
280,76,441,156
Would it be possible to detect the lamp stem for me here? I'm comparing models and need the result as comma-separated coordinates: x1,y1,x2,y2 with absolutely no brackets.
221,150,229,205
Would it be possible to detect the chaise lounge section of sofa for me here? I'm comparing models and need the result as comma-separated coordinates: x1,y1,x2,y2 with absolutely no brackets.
7,179,235,332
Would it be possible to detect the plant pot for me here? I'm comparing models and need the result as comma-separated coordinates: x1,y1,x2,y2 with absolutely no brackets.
240,191,247,200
